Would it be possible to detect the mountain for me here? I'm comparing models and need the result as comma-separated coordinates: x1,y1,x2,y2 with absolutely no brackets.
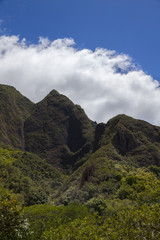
56,114,160,204
2,84,160,239
0,85,94,172
1,83,160,206
0,85,34,150
24,89,95,171
96,114,160,166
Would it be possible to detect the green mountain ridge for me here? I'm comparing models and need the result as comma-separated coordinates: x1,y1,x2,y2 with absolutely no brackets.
56,114,160,205
24,89,94,171
1,84,160,239
1,84,160,200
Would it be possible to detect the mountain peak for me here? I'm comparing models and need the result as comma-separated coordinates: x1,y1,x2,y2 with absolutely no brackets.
24,88,94,171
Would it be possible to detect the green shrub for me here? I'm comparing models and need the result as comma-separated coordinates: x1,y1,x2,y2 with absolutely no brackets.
0,188,31,240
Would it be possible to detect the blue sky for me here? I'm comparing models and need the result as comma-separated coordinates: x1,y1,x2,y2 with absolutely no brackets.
1,0,160,80
0,0,160,124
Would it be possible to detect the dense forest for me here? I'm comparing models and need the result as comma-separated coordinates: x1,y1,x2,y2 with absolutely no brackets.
1,84,160,239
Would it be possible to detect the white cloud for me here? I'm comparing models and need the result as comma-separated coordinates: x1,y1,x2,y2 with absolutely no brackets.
0,35,160,125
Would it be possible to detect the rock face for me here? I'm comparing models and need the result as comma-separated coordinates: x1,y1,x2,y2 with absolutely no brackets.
24,90,94,170
0,84,34,149
94,123,106,151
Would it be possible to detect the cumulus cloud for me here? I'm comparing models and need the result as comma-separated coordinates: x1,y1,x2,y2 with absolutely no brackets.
0,35,160,125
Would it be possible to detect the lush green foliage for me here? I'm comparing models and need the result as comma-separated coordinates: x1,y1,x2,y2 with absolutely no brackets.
0,188,31,240
0,144,64,206
24,204,89,239
23,202,160,240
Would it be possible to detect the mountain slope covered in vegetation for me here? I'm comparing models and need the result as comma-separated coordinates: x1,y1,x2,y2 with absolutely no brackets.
24,89,95,171
0,85,34,150
1,84,160,239
56,114,160,205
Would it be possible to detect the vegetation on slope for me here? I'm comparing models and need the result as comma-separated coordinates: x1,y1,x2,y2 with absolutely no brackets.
24,90,95,171
1,84,160,239
100,114,160,166
0,84,34,149
0,188,31,240
0,144,64,206
39,203,160,240
54,114,160,205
